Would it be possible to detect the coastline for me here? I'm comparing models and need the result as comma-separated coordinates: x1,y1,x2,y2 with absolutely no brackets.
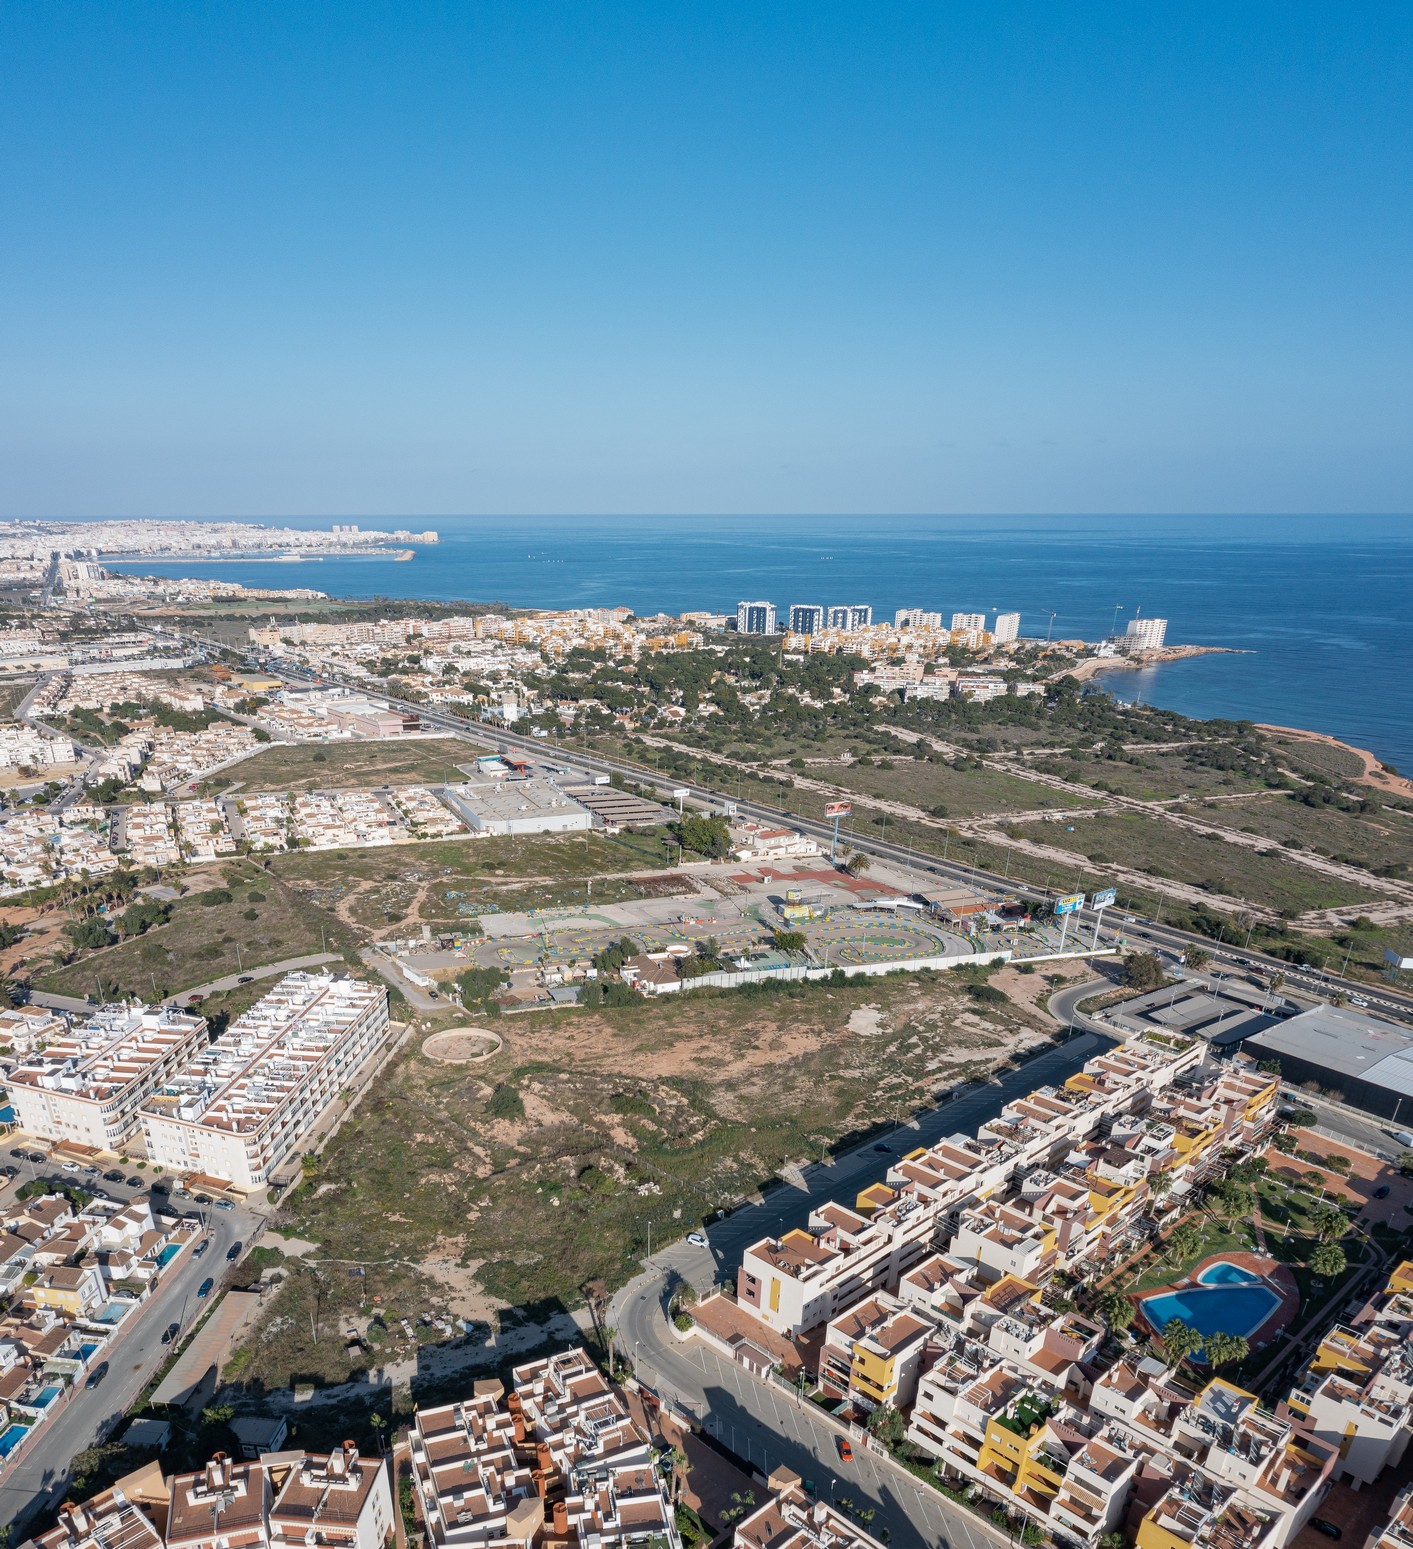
1257,723,1413,799
104,547,414,563
1058,643,1245,684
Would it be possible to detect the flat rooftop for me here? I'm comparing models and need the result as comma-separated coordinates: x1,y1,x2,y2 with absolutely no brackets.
9,1004,207,1105
444,777,590,823
1244,1003,1413,1093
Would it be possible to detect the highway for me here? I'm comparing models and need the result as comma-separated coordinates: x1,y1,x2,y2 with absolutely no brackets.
0,1166,259,1537
608,1024,1111,1549
165,627,1413,1028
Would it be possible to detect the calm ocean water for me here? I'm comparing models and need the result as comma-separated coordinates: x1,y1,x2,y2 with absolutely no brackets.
109,514,1413,770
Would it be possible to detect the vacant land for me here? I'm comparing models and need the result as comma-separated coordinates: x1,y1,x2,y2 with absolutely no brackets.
1029,748,1274,803
0,677,35,718
1266,735,1367,781
267,827,676,930
1011,811,1381,913
230,737,487,793
238,971,1058,1390
37,860,356,999
1214,795,1413,875
811,756,1099,817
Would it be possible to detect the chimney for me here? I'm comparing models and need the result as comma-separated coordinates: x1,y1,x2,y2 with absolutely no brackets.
512,1413,526,1443
553,1500,569,1535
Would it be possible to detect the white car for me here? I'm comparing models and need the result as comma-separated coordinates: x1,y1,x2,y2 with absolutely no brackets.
61,1162,81,1173
685,1232,708,1249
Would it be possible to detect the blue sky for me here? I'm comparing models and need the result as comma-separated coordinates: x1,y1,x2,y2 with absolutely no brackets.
2,2,1410,516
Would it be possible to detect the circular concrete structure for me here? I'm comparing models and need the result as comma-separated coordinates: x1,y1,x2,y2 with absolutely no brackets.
422,1027,504,1064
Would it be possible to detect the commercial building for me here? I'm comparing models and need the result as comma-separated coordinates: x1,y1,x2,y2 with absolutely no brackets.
409,1346,678,1549
992,611,1021,643
8,1004,209,1153
442,777,592,836
788,604,826,634
736,600,778,635
141,972,390,1190
1242,1003,1413,1121
1122,617,1168,651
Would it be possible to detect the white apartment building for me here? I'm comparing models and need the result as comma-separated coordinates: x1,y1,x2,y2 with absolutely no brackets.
141,972,389,1190
8,1004,209,1153
992,611,1021,643
894,608,942,629
950,611,987,632
1122,616,1168,651
0,724,78,771
736,600,778,635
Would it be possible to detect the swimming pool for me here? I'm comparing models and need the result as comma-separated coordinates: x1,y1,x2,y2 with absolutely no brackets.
1140,1260,1283,1346
34,1384,62,1407
0,1422,31,1458
157,1244,181,1267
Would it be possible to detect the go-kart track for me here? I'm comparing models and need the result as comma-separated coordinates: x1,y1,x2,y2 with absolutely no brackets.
469,903,973,975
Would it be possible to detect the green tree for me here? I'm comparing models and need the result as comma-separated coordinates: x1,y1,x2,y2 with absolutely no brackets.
773,929,807,954
1099,1290,1136,1332
67,917,112,952
1184,946,1212,970
1202,1332,1249,1370
1309,1242,1347,1278
673,814,732,859
866,1403,906,1447
1166,1223,1203,1265
485,1084,524,1121
1122,951,1165,992
1161,1317,1203,1371
1309,1203,1347,1241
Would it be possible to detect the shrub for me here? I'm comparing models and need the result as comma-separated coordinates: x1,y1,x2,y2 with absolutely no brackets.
485,1084,524,1121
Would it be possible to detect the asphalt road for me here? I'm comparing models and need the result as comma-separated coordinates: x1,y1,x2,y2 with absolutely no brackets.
0,1167,259,1536
608,1027,1110,1549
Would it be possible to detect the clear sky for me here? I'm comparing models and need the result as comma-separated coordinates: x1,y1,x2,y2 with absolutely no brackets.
2,2,1410,517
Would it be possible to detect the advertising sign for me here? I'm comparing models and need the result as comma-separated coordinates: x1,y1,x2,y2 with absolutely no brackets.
1090,887,1117,909
1055,893,1086,915
824,801,853,818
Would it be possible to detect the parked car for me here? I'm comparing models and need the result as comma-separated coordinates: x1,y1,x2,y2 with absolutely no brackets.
685,1232,708,1248
872,1143,892,1153
104,1169,125,1182
126,1176,142,1188
1310,1521,1342,1541
237,975,254,984
27,1152,45,1163
215,1198,234,1211
86,1362,109,1388
227,1241,243,1261
83,1165,100,1176
192,1240,210,1258
8,1148,23,1159
837,1439,853,1463
61,1161,80,1173
1374,1185,1392,1199
197,1278,214,1298
161,1323,180,1345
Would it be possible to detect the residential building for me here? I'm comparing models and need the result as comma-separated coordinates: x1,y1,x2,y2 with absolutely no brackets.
736,601,778,635
734,1474,888,1549
894,608,943,629
788,604,826,635
410,1346,678,1549
825,605,872,629
1122,617,1169,652
818,1291,937,1412
141,972,390,1190
950,612,987,633
992,611,1022,643
8,1004,209,1152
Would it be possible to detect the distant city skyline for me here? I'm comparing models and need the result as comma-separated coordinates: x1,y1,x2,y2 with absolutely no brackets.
1,5,1409,517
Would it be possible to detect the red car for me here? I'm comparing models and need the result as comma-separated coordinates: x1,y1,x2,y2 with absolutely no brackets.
837,1439,853,1463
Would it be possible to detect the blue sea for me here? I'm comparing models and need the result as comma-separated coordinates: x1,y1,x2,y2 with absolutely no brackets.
107,513,1413,771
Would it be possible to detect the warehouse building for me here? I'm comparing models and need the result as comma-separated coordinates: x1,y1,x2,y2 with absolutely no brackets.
440,777,592,836
1242,1003,1413,1121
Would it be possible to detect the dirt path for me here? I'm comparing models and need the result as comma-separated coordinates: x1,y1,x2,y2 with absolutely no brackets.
1259,724,1413,799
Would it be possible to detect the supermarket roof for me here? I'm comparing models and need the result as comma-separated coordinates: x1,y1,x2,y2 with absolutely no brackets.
1244,1003,1413,1094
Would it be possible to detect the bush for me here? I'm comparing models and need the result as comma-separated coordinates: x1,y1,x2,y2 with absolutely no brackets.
195,888,234,907
485,1084,524,1121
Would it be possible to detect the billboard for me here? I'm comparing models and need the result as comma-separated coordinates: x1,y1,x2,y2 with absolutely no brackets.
1385,950,1413,971
824,801,853,818
1090,888,1117,909
1055,893,1086,915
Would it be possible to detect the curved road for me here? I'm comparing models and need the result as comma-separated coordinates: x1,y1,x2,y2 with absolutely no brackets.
609,1017,1112,1549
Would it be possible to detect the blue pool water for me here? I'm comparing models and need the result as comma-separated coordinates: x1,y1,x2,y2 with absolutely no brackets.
0,1422,30,1458
92,1303,128,1325
1141,1260,1282,1346
156,1244,180,1267
34,1385,61,1407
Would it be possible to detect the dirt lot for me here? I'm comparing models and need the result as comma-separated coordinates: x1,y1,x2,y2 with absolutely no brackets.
228,737,488,793
237,969,1060,1391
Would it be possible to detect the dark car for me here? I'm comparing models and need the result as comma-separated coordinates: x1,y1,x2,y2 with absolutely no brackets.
9,1147,24,1158
197,1277,214,1298
27,1152,45,1163
126,1176,142,1188
105,1169,124,1182
237,975,253,984
86,1361,109,1388
1374,1185,1392,1199
151,1179,170,1193
194,1193,212,1204
873,1143,892,1153
1310,1522,1342,1541
161,1322,180,1345
226,1241,242,1261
